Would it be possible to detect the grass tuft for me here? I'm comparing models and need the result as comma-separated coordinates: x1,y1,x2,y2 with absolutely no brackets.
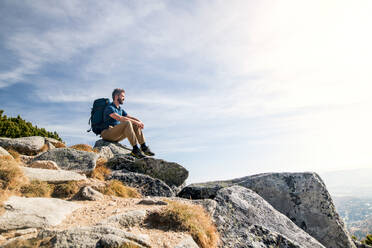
90,158,111,181
96,180,141,198
6,149,21,162
147,201,220,248
69,144,94,152
51,181,80,199
54,142,66,148
0,157,27,191
20,180,54,198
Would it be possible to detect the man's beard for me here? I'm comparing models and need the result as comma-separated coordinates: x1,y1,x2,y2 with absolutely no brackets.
118,98,123,104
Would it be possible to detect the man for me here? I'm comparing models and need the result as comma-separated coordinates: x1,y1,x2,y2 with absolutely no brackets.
101,88,155,158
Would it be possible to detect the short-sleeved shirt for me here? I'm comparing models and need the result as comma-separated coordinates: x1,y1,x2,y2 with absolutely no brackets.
103,102,127,129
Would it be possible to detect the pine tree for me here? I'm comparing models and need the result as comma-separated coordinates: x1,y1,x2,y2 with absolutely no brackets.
0,109,63,141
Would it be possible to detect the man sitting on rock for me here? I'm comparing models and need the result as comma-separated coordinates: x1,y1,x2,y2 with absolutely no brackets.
101,88,155,158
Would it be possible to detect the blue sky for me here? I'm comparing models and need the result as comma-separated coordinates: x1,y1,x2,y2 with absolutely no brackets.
1,0,372,183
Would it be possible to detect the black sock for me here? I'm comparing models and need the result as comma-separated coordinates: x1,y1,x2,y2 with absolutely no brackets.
132,145,139,151
140,143,147,149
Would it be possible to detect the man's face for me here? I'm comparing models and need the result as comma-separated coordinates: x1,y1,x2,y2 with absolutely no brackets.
117,92,125,104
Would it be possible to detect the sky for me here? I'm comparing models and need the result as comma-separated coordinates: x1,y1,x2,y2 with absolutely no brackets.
0,0,371,184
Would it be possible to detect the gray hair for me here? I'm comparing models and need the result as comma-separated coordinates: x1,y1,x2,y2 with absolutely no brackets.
112,88,125,100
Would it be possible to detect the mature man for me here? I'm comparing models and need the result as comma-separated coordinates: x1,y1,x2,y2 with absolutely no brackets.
101,88,155,158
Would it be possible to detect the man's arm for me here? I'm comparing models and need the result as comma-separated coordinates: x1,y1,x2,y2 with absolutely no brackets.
109,113,144,129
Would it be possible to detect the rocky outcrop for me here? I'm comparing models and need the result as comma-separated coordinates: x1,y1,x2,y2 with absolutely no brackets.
38,226,151,248
94,139,131,158
32,148,98,173
109,171,176,197
213,186,325,248
179,172,355,248
240,173,355,248
0,136,45,155
108,156,188,187
0,196,81,231
21,166,86,183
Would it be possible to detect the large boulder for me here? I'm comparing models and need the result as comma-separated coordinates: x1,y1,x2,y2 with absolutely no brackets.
38,226,151,248
32,148,98,173
21,166,86,183
240,173,356,248
109,171,175,197
213,186,325,248
93,139,131,159
108,156,188,187
0,196,81,231
0,136,45,155
179,172,356,248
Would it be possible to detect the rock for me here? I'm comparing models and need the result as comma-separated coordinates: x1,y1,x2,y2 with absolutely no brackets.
138,199,168,205
94,139,131,158
0,228,39,246
97,234,147,248
109,171,175,197
178,182,225,199
193,199,217,217
74,186,104,201
21,166,86,183
174,235,199,248
109,156,188,187
0,146,10,156
27,160,60,170
96,146,114,160
106,154,135,170
240,172,356,248
0,136,45,155
32,148,98,173
213,186,325,248
0,196,81,231
179,172,356,248
98,210,147,227
45,141,56,150
19,154,35,164
38,225,151,248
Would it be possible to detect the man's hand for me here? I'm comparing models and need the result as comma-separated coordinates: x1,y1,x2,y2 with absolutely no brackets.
134,120,144,129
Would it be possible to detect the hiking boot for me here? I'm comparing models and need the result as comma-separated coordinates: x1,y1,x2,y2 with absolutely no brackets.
131,147,145,159
141,146,155,156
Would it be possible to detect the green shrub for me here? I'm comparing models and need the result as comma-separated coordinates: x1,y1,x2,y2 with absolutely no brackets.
362,234,372,245
0,109,62,141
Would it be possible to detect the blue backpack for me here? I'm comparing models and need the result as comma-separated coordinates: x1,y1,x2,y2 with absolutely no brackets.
88,98,109,135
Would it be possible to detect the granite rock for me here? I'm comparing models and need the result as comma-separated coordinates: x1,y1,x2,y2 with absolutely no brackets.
213,186,325,248
32,148,98,173
109,171,175,197
0,136,45,155
0,196,81,231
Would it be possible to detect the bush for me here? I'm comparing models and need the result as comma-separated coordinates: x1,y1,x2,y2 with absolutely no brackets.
0,109,62,141
147,201,220,248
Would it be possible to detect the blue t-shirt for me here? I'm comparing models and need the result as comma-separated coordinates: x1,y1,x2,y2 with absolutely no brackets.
103,102,127,129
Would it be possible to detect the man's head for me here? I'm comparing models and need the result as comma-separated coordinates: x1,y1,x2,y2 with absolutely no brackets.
112,88,125,104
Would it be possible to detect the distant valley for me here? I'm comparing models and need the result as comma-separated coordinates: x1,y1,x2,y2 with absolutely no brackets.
320,168,372,239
